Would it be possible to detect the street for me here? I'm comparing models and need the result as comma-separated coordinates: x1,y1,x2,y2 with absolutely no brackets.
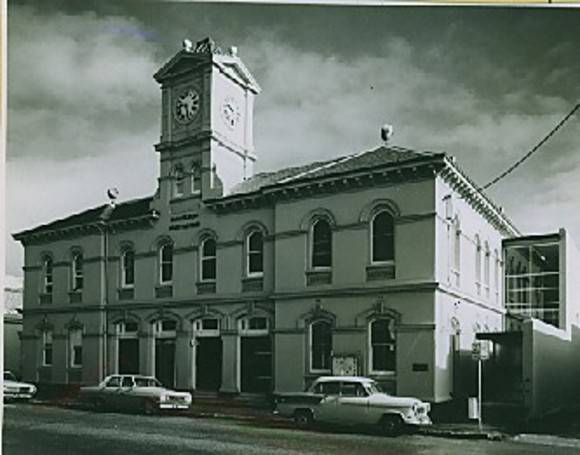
2,403,575,455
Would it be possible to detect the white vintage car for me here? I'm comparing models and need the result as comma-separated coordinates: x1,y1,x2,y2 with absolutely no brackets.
79,374,192,414
3,371,37,401
275,376,431,436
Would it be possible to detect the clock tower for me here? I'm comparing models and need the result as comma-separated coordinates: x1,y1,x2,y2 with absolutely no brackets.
153,37,260,208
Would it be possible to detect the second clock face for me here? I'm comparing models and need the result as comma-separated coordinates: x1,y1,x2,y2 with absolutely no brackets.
221,97,241,130
174,88,200,124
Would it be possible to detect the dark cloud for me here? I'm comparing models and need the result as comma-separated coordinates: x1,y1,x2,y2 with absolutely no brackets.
6,2,580,276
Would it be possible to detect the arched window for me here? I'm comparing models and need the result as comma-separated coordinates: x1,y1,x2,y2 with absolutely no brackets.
69,329,83,368
173,166,185,197
71,252,83,291
311,219,332,268
159,243,173,284
310,320,332,372
246,231,264,276
42,331,53,366
370,319,396,373
121,249,135,288
475,235,482,295
200,238,217,281
371,211,394,263
43,257,53,295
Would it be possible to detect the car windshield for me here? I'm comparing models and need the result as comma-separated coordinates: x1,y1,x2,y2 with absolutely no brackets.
134,377,162,388
364,381,384,395
4,372,16,381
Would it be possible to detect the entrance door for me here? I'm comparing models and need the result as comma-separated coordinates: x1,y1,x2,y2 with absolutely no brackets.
196,337,223,391
118,338,139,374
155,338,176,388
241,336,272,393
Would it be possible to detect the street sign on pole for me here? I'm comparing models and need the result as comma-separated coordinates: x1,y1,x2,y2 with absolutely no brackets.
471,340,491,431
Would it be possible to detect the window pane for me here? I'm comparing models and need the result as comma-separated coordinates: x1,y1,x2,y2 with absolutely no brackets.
124,322,138,333
202,258,216,280
123,251,135,286
161,320,177,331
203,239,216,257
312,220,332,268
371,319,396,372
321,382,339,395
372,212,394,262
249,252,263,274
249,317,267,330
201,319,219,331
311,321,332,370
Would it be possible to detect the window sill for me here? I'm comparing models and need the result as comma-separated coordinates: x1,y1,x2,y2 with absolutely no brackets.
242,276,263,293
366,263,395,281
118,288,135,300
39,293,53,304
68,291,82,304
305,269,332,286
155,285,173,299
196,281,216,295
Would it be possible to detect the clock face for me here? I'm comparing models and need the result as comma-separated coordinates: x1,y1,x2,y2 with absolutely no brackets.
174,88,200,124
221,97,241,130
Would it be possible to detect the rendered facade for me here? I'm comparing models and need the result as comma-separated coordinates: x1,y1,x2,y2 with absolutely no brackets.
15,38,524,403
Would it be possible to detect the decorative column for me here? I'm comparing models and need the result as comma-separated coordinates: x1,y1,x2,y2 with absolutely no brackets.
175,329,193,391
219,331,239,395
140,330,155,376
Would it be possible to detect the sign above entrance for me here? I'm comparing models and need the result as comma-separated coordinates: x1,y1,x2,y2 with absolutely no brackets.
471,340,492,361
332,355,359,376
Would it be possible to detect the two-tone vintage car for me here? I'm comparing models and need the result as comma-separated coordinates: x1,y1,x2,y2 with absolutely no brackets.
79,374,192,415
275,376,431,436
3,371,37,401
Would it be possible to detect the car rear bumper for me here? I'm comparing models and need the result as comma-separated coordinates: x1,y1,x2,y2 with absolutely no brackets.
159,403,190,410
4,393,35,401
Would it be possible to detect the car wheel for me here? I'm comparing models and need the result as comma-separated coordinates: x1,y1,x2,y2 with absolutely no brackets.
293,409,313,428
142,399,159,416
380,415,404,437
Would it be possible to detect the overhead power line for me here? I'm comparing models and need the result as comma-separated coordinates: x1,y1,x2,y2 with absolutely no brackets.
481,103,580,190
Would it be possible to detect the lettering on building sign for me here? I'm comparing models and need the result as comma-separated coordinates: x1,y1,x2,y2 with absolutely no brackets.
412,363,429,372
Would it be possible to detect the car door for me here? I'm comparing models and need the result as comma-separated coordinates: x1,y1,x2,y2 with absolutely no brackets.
102,376,122,408
118,376,137,411
336,382,371,425
315,381,340,423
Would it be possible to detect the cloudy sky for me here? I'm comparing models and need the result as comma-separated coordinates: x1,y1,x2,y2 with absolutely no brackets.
6,1,580,277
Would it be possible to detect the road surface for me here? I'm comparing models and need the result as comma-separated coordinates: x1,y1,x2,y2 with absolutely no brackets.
2,403,575,455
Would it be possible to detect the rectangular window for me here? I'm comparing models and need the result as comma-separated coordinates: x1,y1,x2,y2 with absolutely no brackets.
311,321,332,371
72,254,83,291
44,259,54,294
201,239,217,281
160,244,173,284
371,319,396,373
122,251,135,287
247,232,264,276
43,332,53,366
70,330,83,367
